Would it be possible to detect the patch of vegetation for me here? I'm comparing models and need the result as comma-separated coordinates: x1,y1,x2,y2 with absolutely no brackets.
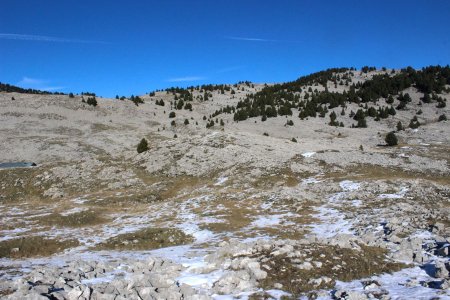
0,167,53,203
83,96,97,107
385,132,398,146
409,116,420,129
0,236,79,258
37,210,107,227
137,138,149,153
257,244,406,298
94,227,193,251
181,65,450,127
130,95,144,106
0,82,65,95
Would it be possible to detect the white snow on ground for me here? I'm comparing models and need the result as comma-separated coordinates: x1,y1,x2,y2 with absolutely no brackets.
176,196,218,243
302,151,316,158
71,197,88,204
309,180,360,238
81,269,126,285
0,228,31,241
104,215,153,237
250,213,294,228
213,289,290,300
339,180,360,191
213,291,254,300
8,207,25,215
60,207,88,216
350,199,362,207
302,176,322,184
214,176,228,186
178,269,224,289
333,267,450,300
177,221,215,243
378,187,409,199
309,206,354,238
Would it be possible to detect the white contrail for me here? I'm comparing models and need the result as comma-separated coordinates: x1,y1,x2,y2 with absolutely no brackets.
0,33,108,44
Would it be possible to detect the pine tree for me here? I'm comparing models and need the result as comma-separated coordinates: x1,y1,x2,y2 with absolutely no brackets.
86,96,97,107
137,138,149,153
385,132,398,146
396,121,403,131
438,114,447,121
409,116,420,129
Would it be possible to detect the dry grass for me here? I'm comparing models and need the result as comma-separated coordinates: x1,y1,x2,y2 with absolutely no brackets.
93,227,193,251
36,210,107,227
250,168,300,189
257,244,407,297
0,167,53,203
0,236,79,258
326,164,450,185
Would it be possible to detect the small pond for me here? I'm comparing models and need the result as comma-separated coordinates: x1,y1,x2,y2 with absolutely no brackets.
0,162,37,169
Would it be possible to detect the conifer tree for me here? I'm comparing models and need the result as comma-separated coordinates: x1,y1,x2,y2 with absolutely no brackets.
137,138,149,153
385,132,398,146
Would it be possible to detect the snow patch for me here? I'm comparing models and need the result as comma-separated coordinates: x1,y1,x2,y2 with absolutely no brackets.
334,267,450,300
251,213,294,228
214,176,228,186
72,197,88,204
339,180,360,192
309,207,353,238
302,177,322,185
302,152,316,158
178,269,224,289
60,207,88,216
378,187,408,199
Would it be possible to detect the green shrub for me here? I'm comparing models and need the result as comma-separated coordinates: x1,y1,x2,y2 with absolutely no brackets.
86,96,97,107
137,138,149,153
409,116,420,129
385,132,398,146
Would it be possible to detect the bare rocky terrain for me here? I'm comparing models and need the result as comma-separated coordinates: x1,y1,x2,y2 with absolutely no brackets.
0,67,449,299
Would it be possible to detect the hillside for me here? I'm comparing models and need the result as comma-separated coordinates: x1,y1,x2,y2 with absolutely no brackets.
0,66,449,299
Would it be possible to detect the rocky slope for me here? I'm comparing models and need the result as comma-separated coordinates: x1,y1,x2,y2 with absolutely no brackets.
0,67,449,299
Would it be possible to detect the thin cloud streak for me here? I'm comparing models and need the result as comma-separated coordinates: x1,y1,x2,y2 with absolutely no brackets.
18,76,45,85
166,76,206,83
0,33,109,44
225,36,273,42
17,76,65,92
225,36,301,44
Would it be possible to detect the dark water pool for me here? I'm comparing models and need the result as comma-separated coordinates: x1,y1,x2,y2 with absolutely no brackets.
0,162,37,169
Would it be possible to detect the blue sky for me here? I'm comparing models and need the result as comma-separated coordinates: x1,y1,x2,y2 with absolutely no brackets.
1,0,449,97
